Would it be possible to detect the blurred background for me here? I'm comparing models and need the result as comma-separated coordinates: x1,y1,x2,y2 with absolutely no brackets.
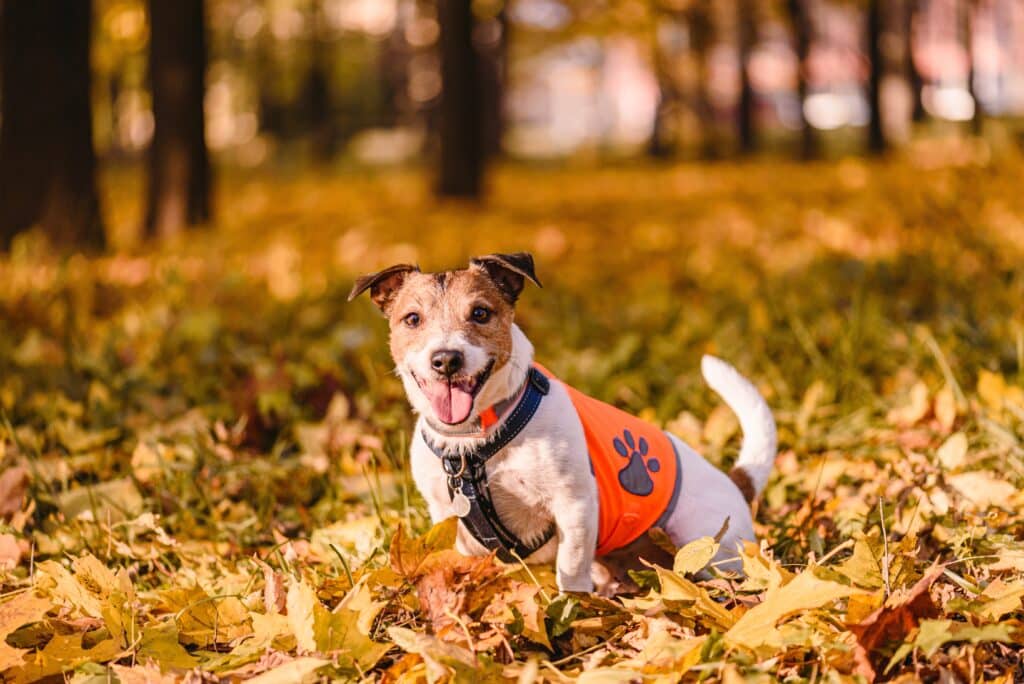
2,0,1024,249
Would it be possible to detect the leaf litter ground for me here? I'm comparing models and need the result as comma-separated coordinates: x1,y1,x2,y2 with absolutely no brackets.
2,154,1024,681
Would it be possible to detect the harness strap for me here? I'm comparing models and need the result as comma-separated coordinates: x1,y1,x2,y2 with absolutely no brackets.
422,367,555,562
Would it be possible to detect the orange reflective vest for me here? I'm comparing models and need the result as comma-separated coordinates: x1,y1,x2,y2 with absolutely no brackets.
536,365,681,556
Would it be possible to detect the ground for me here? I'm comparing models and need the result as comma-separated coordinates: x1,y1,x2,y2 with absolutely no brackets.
2,148,1024,681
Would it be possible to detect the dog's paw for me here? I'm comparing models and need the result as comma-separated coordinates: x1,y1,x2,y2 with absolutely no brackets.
612,429,659,496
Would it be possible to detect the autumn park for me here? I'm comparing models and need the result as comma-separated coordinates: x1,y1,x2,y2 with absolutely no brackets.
2,0,1024,681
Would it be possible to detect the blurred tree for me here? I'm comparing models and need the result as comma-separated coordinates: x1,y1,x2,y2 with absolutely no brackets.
145,0,211,238
787,0,817,159
0,0,104,250
905,0,926,123
960,0,983,135
688,0,720,160
479,7,509,159
866,0,887,154
305,0,339,160
437,0,483,197
648,14,682,159
737,0,758,154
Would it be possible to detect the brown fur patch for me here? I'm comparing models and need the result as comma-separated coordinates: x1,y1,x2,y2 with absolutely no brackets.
728,466,757,503
386,266,516,371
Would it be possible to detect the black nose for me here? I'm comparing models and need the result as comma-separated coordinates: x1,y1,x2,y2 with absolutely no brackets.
431,349,464,377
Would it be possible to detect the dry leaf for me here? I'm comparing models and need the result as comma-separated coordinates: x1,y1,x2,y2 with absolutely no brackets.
936,432,968,470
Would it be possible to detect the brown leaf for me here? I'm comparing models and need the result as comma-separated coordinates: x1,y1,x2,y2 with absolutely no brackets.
0,533,22,570
848,565,943,682
255,557,286,614
389,518,458,579
0,466,28,517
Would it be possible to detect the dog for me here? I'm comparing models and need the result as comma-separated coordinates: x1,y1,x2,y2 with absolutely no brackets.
349,252,777,593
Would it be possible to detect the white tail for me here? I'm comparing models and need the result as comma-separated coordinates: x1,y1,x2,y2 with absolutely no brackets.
700,355,778,500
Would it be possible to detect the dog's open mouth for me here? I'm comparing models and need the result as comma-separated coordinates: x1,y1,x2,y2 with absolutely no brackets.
414,359,495,425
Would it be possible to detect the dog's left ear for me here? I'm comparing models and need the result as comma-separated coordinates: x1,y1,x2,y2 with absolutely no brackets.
470,252,542,303
348,263,419,313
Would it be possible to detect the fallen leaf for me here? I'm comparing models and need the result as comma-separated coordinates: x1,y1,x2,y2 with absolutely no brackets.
163,585,252,647
390,517,458,579
947,471,1019,510
0,466,28,517
934,385,957,432
651,565,734,630
0,533,21,569
913,619,1014,657
887,381,930,427
849,565,942,682
0,591,51,672
725,568,861,650
935,431,968,470
673,536,719,576
246,656,331,684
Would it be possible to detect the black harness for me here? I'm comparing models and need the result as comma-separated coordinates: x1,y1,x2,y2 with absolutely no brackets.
421,367,556,562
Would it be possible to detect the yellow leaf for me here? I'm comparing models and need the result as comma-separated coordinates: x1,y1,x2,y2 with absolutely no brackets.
738,541,793,593
389,518,458,579
651,565,734,630
286,579,319,654
672,537,718,576
976,579,1024,621
164,585,252,648
934,384,957,432
978,370,1007,410
388,626,477,681
247,657,331,684
703,404,739,448
136,621,198,671
948,471,1020,511
724,568,862,650
936,431,968,470
886,381,930,427
0,591,51,672
8,632,124,684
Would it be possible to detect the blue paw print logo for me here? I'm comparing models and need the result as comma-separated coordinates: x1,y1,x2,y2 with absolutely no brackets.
613,429,660,496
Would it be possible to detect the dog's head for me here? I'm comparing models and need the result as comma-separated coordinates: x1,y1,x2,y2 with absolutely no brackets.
349,253,541,426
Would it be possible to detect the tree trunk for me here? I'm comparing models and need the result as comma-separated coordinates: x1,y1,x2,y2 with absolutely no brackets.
906,0,926,123
479,8,508,159
145,0,211,238
437,0,483,198
688,0,719,160
737,0,758,155
648,37,679,159
866,0,887,154
0,0,104,250
306,0,337,160
961,0,983,135
787,0,817,159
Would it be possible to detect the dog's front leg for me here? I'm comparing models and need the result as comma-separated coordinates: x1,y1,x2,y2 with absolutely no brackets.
552,497,598,593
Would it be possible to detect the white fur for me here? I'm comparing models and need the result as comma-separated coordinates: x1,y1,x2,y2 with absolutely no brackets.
700,355,778,497
406,323,777,592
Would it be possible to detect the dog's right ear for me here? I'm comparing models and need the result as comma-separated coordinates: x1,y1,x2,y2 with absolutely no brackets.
348,264,419,313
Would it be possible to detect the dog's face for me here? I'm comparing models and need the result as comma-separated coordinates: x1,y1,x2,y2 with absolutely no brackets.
349,253,540,426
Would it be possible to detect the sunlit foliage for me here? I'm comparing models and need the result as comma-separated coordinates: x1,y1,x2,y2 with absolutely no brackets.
2,155,1024,679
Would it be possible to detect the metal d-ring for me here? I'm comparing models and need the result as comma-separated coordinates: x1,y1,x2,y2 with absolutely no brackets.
444,451,467,491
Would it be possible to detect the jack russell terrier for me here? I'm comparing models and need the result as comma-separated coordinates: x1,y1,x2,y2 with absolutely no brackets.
349,253,777,593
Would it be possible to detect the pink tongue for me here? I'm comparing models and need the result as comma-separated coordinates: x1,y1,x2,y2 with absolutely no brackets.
427,382,474,425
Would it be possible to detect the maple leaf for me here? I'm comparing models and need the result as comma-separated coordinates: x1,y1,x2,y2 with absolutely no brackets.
848,565,943,682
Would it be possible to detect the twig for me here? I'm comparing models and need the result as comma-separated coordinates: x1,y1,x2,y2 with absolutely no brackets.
815,539,855,567
878,496,891,598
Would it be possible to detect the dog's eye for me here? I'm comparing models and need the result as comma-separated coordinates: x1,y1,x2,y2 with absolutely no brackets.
470,306,491,324
403,312,421,328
